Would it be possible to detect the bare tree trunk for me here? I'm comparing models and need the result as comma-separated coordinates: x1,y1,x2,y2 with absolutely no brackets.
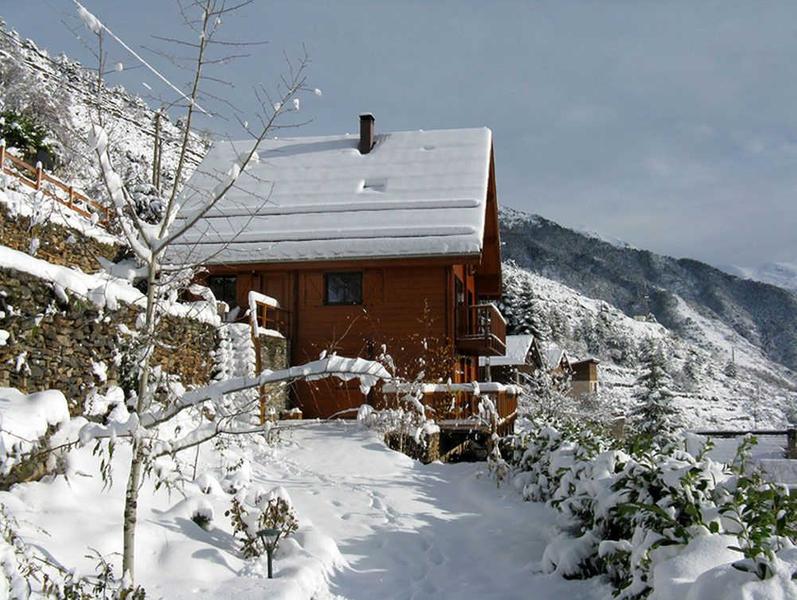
122,260,158,582
122,440,143,580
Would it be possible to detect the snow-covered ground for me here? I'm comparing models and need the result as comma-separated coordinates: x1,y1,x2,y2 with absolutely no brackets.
0,421,610,600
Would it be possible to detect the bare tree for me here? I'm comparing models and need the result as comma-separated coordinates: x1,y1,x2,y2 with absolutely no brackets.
73,0,388,586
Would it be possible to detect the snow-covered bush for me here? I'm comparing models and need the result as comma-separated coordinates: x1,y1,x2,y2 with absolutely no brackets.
716,437,797,580
226,487,298,559
0,504,145,599
499,420,797,598
0,110,57,165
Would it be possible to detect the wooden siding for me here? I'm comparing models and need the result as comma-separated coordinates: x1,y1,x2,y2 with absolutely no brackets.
199,146,502,418
207,262,460,418
475,147,502,298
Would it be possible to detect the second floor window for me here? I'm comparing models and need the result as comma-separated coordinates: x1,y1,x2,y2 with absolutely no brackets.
325,272,362,305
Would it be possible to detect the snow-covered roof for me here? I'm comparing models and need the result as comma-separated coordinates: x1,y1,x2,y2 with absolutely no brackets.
479,334,535,367
540,342,568,370
171,127,493,264
571,356,600,365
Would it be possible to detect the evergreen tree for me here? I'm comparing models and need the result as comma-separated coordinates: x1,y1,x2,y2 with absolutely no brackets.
724,359,738,379
630,341,681,445
499,269,551,341
679,350,705,392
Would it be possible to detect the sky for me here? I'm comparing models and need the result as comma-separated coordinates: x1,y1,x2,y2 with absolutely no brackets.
3,0,797,269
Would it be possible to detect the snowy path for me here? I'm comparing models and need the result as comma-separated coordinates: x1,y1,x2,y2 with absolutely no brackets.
254,423,609,600
0,419,609,599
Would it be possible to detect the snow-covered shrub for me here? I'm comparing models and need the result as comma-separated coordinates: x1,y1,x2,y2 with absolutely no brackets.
226,487,298,559
127,183,164,224
0,110,57,165
501,419,797,598
716,437,797,581
0,505,145,599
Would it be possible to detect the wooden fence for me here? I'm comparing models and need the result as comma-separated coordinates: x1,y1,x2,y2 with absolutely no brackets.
0,144,111,226
693,429,797,459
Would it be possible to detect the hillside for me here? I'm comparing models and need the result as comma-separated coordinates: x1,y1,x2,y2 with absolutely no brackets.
499,262,797,429
0,20,207,201
500,206,797,374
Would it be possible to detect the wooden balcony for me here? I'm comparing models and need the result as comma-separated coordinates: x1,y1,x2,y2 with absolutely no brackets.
380,382,520,437
455,303,506,357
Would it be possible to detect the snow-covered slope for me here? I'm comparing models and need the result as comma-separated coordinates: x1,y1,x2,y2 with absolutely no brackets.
500,206,797,375
723,261,797,294
500,262,797,429
0,22,208,199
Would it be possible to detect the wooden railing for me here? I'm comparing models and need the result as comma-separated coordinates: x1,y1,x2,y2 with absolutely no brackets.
0,144,111,226
381,382,520,436
247,291,291,424
456,303,507,357
693,429,797,459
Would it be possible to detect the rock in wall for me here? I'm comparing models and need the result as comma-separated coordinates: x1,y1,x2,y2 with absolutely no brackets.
0,268,217,414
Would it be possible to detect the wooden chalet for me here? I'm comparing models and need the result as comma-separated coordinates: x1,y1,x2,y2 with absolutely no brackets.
482,336,599,398
570,358,600,397
479,334,542,383
175,115,509,421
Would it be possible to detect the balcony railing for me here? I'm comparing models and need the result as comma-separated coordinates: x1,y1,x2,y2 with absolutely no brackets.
248,291,291,338
380,382,520,437
455,303,506,357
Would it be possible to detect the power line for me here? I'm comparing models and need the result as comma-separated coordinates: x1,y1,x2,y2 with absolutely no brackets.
70,0,209,116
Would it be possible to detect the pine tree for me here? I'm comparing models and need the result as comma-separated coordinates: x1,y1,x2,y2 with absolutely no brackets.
630,341,681,445
724,359,738,379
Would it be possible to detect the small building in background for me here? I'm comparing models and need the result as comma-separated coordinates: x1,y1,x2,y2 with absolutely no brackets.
481,335,600,398
479,334,542,384
570,358,600,397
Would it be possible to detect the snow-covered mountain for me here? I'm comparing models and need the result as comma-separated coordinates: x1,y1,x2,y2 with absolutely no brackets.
500,206,797,374
500,262,797,429
723,262,797,294
499,208,797,428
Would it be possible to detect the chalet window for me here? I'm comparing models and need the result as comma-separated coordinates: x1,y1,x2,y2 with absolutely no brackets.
325,272,362,305
208,275,238,309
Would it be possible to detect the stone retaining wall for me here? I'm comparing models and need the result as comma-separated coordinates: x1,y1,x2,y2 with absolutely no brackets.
0,268,217,414
0,204,118,273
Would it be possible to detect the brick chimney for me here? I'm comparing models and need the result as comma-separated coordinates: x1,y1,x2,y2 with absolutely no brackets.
359,113,375,154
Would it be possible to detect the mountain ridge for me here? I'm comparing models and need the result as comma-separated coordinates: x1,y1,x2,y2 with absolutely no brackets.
499,205,797,373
